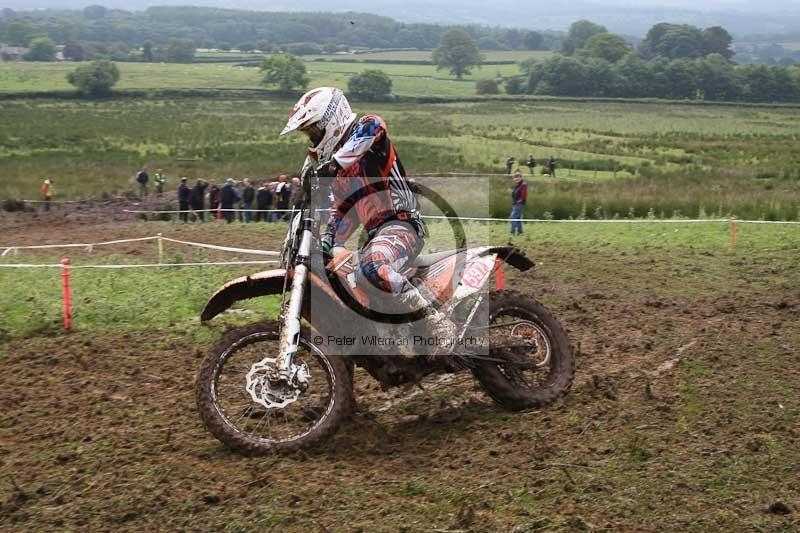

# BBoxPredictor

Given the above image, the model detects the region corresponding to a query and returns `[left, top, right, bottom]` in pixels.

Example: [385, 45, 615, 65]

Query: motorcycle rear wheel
[196, 321, 353, 455]
[471, 290, 574, 410]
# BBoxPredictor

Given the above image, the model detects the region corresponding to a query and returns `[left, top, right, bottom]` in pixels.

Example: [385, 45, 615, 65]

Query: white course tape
[160, 237, 279, 256]
[1, 236, 158, 252]
[124, 208, 297, 214]
[422, 216, 733, 223]
[735, 220, 800, 225]
[0, 260, 279, 269]
[0, 235, 280, 257]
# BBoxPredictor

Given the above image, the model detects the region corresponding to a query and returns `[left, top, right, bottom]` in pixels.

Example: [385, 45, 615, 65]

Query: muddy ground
[1, 207, 799, 531]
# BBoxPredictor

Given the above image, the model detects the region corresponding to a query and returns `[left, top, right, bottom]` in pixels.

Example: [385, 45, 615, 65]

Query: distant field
[309, 50, 553, 63]
[0, 60, 524, 98]
[0, 62, 261, 92]
[1, 97, 798, 220]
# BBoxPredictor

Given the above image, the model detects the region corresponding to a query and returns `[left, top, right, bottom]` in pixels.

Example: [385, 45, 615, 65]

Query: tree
[82, 5, 107, 20]
[476, 78, 499, 94]
[613, 53, 654, 97]
[24, 37, 57, 61]
[67, 59, 120, 97]
[432, 28, 482, 80]
[348, 69, 393, 100]
[529, 55, 589, 96]
[5, 20, 34, 46]
[640, 23, 706, 60]
[237, 43, 255, 53]
[702, 26, 734, 61]
[697, 54, 739, 100]
[561, 20, 607, 56]
[579, 33, 631, 63]
[260, 54, 309, 93]
[142, 41, 153, 62]
[523, 31, 546, 51]
[166, 38, 195, 63]
[62, 41, 85, 61]
[664, 58, 700, 99]
[504, 76, 526, 94]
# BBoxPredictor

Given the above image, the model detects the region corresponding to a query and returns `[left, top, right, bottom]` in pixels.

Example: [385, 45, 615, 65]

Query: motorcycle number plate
[461, 259, 490, 289]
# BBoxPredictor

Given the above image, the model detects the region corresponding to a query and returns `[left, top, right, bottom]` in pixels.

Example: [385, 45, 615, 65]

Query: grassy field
[308, 50, 554, 62]
[2, 218, 799, 340]
[0, 59, 520, 97]
[0, 214, 798, 530]
[1, 95, 799, 219]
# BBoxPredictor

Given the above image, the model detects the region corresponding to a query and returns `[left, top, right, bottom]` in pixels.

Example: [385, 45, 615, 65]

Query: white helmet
[280, 87, 357, 166]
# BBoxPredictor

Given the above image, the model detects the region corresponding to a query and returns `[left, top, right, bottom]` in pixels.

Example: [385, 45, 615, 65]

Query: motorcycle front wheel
[196, 321, 353, 455]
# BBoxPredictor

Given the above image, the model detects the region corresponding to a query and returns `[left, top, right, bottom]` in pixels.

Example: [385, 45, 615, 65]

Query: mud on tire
[196, 321, 353, 455]
[472, 290, 574, 410]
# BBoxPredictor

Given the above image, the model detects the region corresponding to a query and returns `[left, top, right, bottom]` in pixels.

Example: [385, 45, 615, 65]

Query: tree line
[501, 21, 800, 103]
[0, 5, 555, 58]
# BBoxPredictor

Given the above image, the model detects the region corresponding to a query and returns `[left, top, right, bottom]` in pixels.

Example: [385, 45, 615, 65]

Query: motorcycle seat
[410, 249, 465, 268]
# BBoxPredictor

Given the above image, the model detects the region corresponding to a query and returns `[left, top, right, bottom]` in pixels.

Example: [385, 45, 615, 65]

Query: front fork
[276, 220, 314, 372]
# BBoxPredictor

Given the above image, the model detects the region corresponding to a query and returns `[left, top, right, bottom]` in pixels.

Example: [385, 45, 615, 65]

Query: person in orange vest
[40, 178, 53, 211]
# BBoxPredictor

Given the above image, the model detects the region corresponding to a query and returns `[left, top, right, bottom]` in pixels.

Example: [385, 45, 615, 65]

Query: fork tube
[277, 221, 314, 370]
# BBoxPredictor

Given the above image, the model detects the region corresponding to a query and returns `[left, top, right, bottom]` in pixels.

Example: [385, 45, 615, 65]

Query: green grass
[308, 50, 553, 63]
[1, 66, 800, 219]
[0, 59, 522, 97]
[2, 219, 798, 341]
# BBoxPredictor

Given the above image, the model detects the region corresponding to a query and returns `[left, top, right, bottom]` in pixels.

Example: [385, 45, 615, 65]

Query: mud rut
[1, 209, 798, 530]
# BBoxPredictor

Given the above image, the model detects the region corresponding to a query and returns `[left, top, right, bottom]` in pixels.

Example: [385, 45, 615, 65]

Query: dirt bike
[195, 173, 574, 455]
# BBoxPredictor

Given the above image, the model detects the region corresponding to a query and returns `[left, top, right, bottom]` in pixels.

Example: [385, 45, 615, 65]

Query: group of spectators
[174, 174, 302, 223]
[505, 154, 557, 178]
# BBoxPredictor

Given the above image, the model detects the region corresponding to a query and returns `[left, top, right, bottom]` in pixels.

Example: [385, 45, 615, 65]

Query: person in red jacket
[510, 171, 528, 236]
[281, 87, 453, 355]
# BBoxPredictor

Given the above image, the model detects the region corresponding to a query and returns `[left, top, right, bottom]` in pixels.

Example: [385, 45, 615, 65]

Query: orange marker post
[494, 258, 505, 290]
[61, 258, 72, 330]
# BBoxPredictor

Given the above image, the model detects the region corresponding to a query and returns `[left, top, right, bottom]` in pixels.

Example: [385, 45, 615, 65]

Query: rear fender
[479, 246, 535, 272]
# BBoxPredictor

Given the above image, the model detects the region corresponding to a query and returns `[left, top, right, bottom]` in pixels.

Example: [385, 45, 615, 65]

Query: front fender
[201, 269, 289, 322]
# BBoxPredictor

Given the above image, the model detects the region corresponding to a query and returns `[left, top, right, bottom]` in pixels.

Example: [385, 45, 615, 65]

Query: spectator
[510, 171, 527, 237]
[290, 176, 304, 212]
[209, 183, 221, 220]
[267, 181, 280, 222]
[255, 180, 273, 222]
[242, 178, 255, 223]
[274, 174, 291, 221]
[547, 156, 556, 178]
[505, 156, 515, 175]
[40, 178, 53, 211]
[190, 178, 208, 222]
[177, 177, 191, 223]
[220, 178, 240, 223]
[136, 167, 149, 198]
[154, 169, 166, 197]
[526, 154, 536, 175]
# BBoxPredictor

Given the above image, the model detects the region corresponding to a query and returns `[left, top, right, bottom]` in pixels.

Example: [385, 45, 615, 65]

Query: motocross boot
[395, 282, 457, 362]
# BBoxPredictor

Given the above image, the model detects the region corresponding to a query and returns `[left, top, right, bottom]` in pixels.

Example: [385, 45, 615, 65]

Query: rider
[280, 87, 454, 355]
